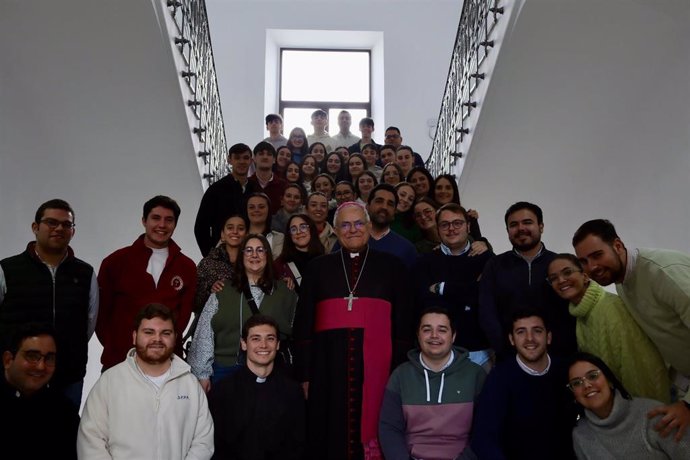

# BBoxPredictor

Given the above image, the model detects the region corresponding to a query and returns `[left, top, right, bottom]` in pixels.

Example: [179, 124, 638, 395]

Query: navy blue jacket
[478, 245, 576, 360]
[413, 248, 493, 351]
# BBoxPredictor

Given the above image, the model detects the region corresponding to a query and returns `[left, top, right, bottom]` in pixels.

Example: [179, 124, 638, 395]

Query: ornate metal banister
[167, 0, 228, 184]
[426, 0, 504, 177]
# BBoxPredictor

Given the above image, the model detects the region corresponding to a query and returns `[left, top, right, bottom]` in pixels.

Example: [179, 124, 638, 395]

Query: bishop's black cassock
[293, 246, 414, 460]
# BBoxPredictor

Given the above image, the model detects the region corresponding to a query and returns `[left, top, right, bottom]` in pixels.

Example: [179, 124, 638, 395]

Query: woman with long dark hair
[286, 127, 309, 164]
[391, 182, 422, 243]
[567, 352, 689, 458]
[274, 145, 292, 179]
[381, 162, 404, 187]
[274, 214, 325, 293]
[246, 192, 284, 257]
[299, 154, 318, 194]
[354, 170, 377, 204]
[324, 151, 346, 182]
[346, 153, 366, 183]
[194, 213, 248, 314]
[308, 142, 327, 168]
[413, 197, 441, 254]
[188, 234, 297, 392]
[432, 174, 484, 241]
[406, 166, 434, 200]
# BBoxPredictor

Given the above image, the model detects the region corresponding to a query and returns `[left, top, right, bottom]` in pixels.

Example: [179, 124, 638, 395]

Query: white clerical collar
[440, 241, 471, 256]
[516, 353, 551, 376]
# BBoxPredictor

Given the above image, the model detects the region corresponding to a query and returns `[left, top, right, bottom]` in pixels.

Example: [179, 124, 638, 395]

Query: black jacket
[478, 245, 576, 360]
[194, 174, 256, 256]
[0, 243, 93, 386]
[208, 366, 305, 460]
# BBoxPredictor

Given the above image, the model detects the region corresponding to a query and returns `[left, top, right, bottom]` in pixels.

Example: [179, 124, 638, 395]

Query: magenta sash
[314, 297, 392, 447]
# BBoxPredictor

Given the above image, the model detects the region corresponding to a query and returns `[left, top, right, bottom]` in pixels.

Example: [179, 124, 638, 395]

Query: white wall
[205, 0, 463, 159]
[1, 0, 204, 409]
[459, 0, 690, 256]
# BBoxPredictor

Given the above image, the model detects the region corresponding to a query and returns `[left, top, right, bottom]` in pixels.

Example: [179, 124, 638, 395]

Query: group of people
[1, 109, 689, 459]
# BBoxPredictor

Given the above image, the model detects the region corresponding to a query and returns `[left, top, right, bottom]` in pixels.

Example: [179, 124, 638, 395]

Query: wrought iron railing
[167, 0, 228, 184]
[426, 0, 504, 177]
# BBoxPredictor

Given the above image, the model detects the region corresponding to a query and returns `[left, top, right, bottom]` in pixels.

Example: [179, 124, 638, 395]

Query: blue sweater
[470, 356, 575, 460]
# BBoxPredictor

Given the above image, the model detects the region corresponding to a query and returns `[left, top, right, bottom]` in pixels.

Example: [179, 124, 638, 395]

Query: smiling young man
[573, 218, 690, 441]
[478, 201, 576, 362]
[471, 310, 575, 460]
[248, 141, 288, 216]
[1, 323, 80, 459]
[208, 315, 305, 460]
[412, 204, 494, 371]
[379, 307, 485, 460]
[79, 304, 213, 460]
[293, 200, 413, 459]
[96, 196, 196, 371]
[307, 109, 334, 152]
[0, 199, 98, 408]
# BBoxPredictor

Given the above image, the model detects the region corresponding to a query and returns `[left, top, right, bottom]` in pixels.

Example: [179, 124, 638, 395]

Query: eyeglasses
[289, 223, 310, 235]
[567, 369, 601, 391]
[243, 246, 267, 256]
[438, 219, 466, 231]
[385, 134, 400, 139]
[338, 220, 366, 232]
[40, 218, 75, 230]
[546, 267, 582, 285]
[22, 350, 57, 366]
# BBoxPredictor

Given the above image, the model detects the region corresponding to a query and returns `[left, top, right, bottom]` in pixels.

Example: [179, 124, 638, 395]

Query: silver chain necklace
[340, 247, 369, 311]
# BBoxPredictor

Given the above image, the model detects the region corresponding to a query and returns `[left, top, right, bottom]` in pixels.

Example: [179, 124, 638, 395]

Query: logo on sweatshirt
[171, 275, 184, 291]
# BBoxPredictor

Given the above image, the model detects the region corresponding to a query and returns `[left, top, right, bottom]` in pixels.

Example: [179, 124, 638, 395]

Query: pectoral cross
[344, 292, 359, 311]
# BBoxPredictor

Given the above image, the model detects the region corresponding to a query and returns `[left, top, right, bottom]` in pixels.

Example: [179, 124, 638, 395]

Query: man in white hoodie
[78, 303, 214, 460]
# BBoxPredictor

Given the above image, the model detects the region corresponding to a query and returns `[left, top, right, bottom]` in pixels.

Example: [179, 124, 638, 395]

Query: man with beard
[573, 219, 690, 441]
[479, 202, 575, 361]
[470, 310, 575, 459]
[293, 201, 414, 460]
[78, 303, 214, 459]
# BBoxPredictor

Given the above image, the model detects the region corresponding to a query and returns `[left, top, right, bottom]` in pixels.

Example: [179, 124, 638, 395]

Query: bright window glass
[281, 50, 370, 102]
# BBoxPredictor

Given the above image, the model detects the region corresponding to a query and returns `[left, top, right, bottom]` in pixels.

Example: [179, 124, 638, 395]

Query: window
[280, 49, 371, 136]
